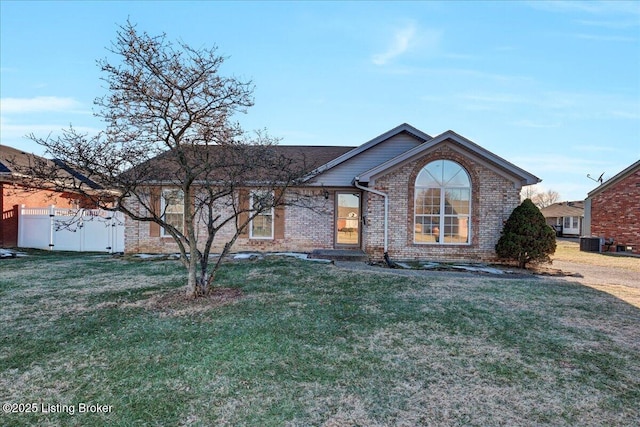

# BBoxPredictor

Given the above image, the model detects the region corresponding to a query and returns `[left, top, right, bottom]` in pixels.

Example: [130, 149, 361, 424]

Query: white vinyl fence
[18, 205, 125, 253]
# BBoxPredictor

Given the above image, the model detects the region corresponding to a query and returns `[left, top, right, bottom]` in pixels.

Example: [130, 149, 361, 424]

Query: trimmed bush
[496, 198, 556, 268]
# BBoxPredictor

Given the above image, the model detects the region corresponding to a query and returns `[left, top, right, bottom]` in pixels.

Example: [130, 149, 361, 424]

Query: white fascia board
[358, 130, 541, 186]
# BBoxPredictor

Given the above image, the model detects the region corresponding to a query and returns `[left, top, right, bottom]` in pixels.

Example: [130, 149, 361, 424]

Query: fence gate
[18, 205, 125, 253]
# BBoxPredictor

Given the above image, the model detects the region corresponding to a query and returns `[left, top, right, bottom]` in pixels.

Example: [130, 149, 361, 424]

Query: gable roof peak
[389, 123, 433, 141]
[587, 159, 640, 198]
[306, 124, 433, 178]
[357, 129, 541, 186]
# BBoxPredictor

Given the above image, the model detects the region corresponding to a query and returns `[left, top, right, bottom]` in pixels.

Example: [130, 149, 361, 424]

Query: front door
[336, 192, 360, 247]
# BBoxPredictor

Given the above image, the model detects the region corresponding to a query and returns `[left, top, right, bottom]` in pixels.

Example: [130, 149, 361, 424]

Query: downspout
[354, 178, 394, 266]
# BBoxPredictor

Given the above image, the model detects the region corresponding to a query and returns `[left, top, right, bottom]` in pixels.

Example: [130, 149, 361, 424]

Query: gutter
[353, 178, 389, 255]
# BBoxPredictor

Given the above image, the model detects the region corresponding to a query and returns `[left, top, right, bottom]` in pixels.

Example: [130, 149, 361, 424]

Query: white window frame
[414, 160, 471, 245]
[160, 188, 184, 237]
[249, 191, 274, 240]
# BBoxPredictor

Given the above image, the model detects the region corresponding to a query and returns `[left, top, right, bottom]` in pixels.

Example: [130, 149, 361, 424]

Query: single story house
[125, 123, 540, 262]
[584, 159, 640, 254]
[1, 144, 102, 247]
[540, 201, 584, 237]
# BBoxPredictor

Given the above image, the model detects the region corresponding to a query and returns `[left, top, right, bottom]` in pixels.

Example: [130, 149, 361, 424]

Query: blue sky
[1, 1, 639, 201]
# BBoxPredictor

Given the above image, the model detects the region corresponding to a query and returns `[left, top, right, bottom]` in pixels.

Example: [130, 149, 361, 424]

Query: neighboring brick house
[540, 201, 584, 237]
[0, 144, 101, 247]
[584, 160, 640, 254]
[125, 123, 540, 262]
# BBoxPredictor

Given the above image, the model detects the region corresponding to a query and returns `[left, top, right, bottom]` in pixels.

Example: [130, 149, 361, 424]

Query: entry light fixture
[321, 184, 329, 200]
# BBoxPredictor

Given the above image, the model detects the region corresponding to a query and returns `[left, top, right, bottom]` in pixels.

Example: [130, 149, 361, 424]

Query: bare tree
[521, 185, 560, 209]
[24, 21, 315, 297]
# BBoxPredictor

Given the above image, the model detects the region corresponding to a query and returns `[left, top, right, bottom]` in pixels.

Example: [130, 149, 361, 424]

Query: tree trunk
[187, 264, 198, 297]
[518, 256, 527, 269]
[187, 258, 214, 298]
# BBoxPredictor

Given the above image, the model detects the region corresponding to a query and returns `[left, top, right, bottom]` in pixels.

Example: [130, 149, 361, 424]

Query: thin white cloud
[549, 182, 594, 201]
[442, 52, 477, 61]
[572, 144, 621, 154]
[459, 93, 527, 105]
[576, 19, 640, 30]
[455, 91, 538, 113]
[574, 33, 637, 42]
[372, 24, 417, 65]
[527, 0, 640, 16]
[372, 23, 442, 66]
[521, 167, 615, 201]
[454, 90, 640, 122]
[494, 46, 517, 52]
[397, 67, 532, 85]
[0, 119, 101, 140]
[0, 96, 84, 114]
[511, 119, 561, 129]
[610, 110, 640, 120]
[511, 154, 612, 175]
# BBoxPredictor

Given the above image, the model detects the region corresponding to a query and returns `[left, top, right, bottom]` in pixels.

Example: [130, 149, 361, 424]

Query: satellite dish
[587, 172, 605, 184]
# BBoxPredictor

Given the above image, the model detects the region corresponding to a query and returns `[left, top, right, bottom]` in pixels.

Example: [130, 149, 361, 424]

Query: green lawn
[1, 251, 639, 426]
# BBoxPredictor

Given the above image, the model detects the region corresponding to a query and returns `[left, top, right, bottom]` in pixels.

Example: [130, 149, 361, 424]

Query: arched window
[414, 160, 471, 244]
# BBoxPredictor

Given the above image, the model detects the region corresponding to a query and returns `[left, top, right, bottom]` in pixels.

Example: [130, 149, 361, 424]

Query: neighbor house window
[161, 188, 184, 236]
[564, 216, 579, 229]
[414, 160, 471, 244]
[250, 191, 274, 239]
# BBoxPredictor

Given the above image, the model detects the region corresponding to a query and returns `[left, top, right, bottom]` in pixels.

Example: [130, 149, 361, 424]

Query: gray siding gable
[308, 123, 431, 187]
[310, 132, 426, 186]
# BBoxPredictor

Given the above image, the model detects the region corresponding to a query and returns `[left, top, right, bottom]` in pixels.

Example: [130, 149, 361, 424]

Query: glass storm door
[336, 193, 360, 247]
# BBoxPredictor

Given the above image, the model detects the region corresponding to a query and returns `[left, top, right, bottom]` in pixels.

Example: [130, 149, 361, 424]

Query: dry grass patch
[0, 253, 189, 345]
[549, 239, 640, 307]
[553, 239, 640, 272]
[1, 252, 639, 426]
[141, 287, 244, 317]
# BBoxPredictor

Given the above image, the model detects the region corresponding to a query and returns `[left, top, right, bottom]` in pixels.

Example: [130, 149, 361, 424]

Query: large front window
[414, 160, 471, 244]
[161, 188, 184, 236]
[250, 191, 274, 239]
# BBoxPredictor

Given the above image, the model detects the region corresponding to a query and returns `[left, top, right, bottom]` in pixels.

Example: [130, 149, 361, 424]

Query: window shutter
[238, 189, 249, 237]
[274, 205, 285, 239]
[149, 187, 161, 237]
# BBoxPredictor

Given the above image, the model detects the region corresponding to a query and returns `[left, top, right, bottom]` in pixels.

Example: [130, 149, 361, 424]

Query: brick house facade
[365, 144, 522, 261]
[125, 188, 334, 254]
[585, 160, 640, 254]
[125, 124, 540, 262]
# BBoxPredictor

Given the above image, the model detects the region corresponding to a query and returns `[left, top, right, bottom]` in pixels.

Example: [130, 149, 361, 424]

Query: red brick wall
[1, 184, 89, 211]
[124, 187, 335, 254]
[1, 183, 99, 247]
[1, 203, 18, 247]
[365, 143, 522, 262]
[590, 168, 640, 254]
